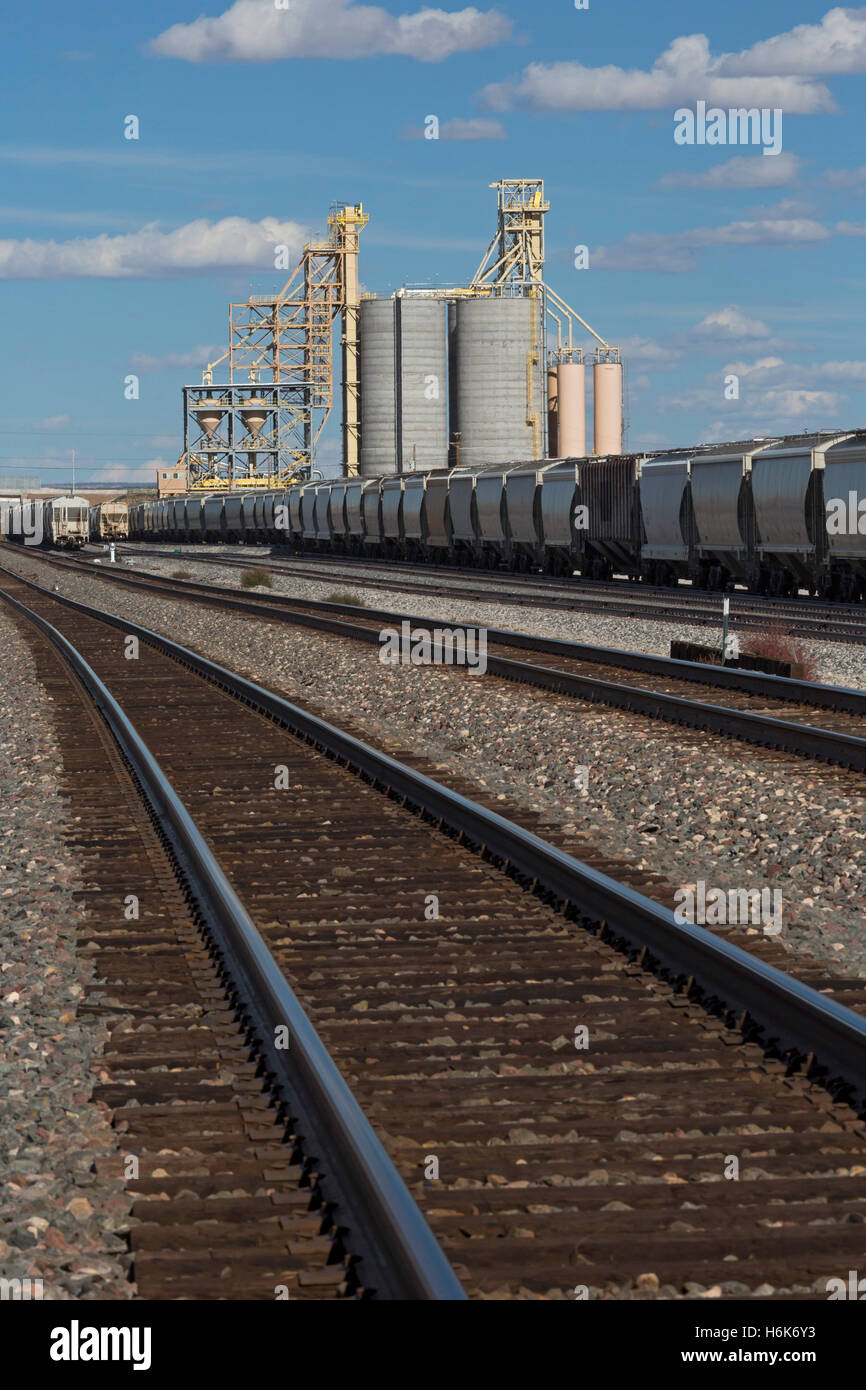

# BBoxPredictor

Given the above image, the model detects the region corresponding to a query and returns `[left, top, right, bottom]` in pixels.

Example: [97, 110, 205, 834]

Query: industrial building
[174, 179, 624, 494]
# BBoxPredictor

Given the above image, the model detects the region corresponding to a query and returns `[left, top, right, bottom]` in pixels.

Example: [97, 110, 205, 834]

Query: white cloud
[617, 335, 680, 367]
[131, 346, 223, 372]
[0, 217, 308, 280]
[723, 356, 866, 386]
[722, 357, 786, 381]
[692, 306, 772, 340]
[89, 461, 168, 483]
[404, 117, 506, 140]
[751, 388, 844, 417]
[813, 359, 866, 380]
[661, 381, 844, 420]
[36, 414, 71, 430]
[481, 34, 835, 114]
[594, 216, 831, 272]
[823, 164, 866, 191]
[719, 6, 866, 77]
[658, 152, 802, 190]
[150, 0, 512, 63]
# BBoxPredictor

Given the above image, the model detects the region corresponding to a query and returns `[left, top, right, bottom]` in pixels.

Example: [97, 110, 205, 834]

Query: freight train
[1, 495, 91, 548]
[127, 432, 866, 601]
[88, 499, 129, 542]
[1, 497, 131, 549]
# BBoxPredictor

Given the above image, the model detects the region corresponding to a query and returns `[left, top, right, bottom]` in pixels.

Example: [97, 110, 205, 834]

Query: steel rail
[6, 567, 866, 1112]
[0, 583, 466, 1302]
[108, 542, 866, 640]
[117, 540, 866, 624]
[12, 555, 866, 769]
[12, 543, 866, 711]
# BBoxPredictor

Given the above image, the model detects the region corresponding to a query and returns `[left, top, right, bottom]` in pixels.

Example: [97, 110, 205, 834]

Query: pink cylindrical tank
[593, 359, 623, 455]
[547, 367, 559, 458]
[557, 362, 586, 458]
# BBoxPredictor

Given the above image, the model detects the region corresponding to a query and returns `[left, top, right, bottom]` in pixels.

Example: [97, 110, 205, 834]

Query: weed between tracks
[325, 590, 368, 607]
[743, 621, 820, 682]
[172, 570, 193, 580]
[241, 567, 274, 590]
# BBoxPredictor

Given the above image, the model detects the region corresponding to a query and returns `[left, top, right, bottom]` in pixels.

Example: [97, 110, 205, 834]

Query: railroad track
[6, 568, 866, 1299]
[14, 548, 866, 775]
[112, 541, 866, 644]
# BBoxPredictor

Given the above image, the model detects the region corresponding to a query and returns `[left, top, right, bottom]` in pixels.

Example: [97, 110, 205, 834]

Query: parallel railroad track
[14, 548, 866, 775]
[111, 542, 866, 644]
[6, 568, 866, 1299]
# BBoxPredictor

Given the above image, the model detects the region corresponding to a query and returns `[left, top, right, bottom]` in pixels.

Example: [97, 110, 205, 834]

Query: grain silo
[556, 360, 586, 457]
[359, 296, 448, 476]
[593, 350, 623, 456]
[454, 296, 545, 470]
[359, 298, 396, 477]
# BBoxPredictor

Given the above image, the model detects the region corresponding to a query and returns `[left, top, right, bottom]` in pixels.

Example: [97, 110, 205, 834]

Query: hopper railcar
[126, 430, 866, 600]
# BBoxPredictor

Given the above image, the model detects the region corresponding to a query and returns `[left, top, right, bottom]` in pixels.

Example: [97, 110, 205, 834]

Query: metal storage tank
[397, 298, 448, 474]
[593, 356, 623, 456]
[557, 362, 586, 458]
[454, 296, 545, 470]
[359, 297, 449, 477]
[359, 298, 396, 477]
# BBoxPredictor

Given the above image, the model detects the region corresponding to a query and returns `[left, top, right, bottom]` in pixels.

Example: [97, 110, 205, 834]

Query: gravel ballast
[6, 550, 866, 985]
[122, 546, 866, 688]
[0, 607, 132, 1299]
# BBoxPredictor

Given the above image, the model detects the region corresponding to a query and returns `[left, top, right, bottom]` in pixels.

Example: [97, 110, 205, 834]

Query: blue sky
[4, 0, 866, 483]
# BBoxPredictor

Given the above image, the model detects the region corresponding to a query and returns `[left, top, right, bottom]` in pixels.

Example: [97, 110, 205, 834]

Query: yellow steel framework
[184, 203, 368, 490]
[229, 202, 367, 474]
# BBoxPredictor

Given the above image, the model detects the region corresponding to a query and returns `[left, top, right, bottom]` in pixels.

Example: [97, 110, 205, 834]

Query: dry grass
[742, 620, 821, 682]
[240, 567, 274, 590]
[172, 570, 193, 580]
[325, 590, 367, 607]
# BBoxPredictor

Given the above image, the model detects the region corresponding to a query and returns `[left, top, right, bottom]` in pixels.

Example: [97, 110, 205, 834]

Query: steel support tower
[184, 203, 368, 490]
